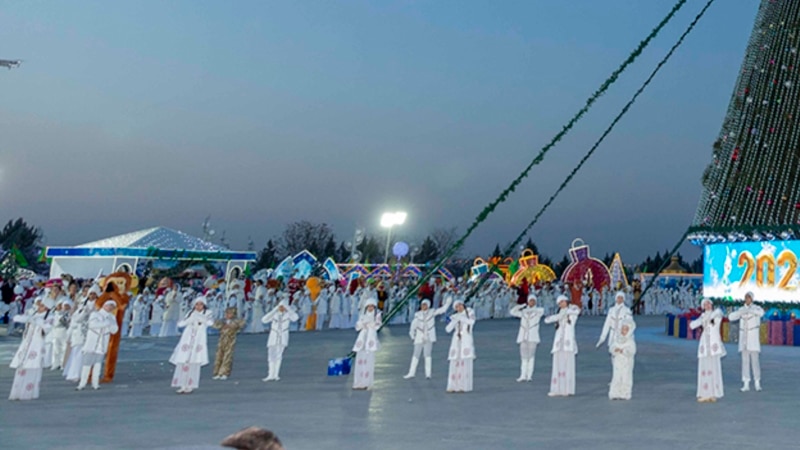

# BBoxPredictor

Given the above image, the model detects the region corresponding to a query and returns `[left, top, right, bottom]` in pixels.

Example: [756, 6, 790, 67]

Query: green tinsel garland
[376, 0, 692, 331]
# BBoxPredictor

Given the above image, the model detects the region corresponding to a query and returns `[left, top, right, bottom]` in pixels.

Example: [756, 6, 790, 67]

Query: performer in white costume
[608, 317, 636, 400]
[509, 294, 544, 382]
[690, 299, 726, 403]
[260, 296, 299, 381]
[150, 295, 164, 337]
[544, 295, 580, 397]
[49, 299, 73, 371]
[159, 287, 181, 337]
[169, 297, 214, 394]
[63, 285, 100, 381]
[596, 291, 632, 350]
[9, 297, 55, 401]
[445, 299, 476, 393]
[77, 300, 119, 390]
[128, 294, 148, 338]
[404, 295, 452, 379]
[352, 298, 381, 390]
[246, 279, 267, 334]
[728, 292, 764, 392]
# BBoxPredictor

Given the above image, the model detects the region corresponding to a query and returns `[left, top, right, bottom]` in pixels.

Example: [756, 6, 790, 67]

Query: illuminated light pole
[380, 211, 407, 264]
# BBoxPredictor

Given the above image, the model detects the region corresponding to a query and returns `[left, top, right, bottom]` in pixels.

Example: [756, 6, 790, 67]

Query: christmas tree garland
[376, 0, 692, 330]
[459, 0, 719, 304]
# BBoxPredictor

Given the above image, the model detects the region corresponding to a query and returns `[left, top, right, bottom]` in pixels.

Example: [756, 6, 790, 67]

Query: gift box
[786, 321, 794, 347]
[794, 323, 800, 346]
[327, 357, 352, 376]
[721, 322, 730, 342]
[768, 319, 786, 346]
[760, 323, 768, 345]
[667, 314, 675, 336]
[678, 317, 688, 339]
[673, 317, 680, 338]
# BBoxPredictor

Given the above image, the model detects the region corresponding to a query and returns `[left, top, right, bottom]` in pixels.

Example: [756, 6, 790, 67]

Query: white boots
[424, 357, 432, 379]
[517, 360, 527, 382]
[526, 358, 534, 381]
[263, 360, 282, 382]
[77, 366, 91, 390]
[517, 359, 535, 382]
[404, 357, 419, 379]
[77, 363, 102, 391]
[742, 379, 762, 392]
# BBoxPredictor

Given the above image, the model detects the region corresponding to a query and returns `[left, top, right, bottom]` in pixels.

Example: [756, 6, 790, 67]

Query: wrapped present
[786, 321, 794, 347]
[769, 319, 786, 346]
[667, 314, 675, 336]
[760, 323, 768, 345]
[673, 317, 680, 338]
[721, 322, 730, 343]
[327, 357, 352, 376]
[794, 323, 800, 346]
[678, 317, 688, 339]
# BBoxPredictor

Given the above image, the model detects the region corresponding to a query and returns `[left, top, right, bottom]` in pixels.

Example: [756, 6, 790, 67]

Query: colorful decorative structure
[560, 239, 611, 292]
[608, 253, 629, 290]
[509, 249, 557, 287]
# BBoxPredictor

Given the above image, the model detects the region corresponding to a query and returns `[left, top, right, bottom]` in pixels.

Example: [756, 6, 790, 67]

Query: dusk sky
[0, 1, 759, 263]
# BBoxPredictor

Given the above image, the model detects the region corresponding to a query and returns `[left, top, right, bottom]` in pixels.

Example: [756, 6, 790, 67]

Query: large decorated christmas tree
[692, 0, 800, 241]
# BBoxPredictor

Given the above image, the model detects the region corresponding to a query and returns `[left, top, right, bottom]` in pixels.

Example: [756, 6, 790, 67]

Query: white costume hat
[527, 293, 538, 302]
[102, 300, 117, 309]
[453, 299, 465, 307]
[615, 291, 626, 300]
[365, 297, 378, 308]
[88, 284, 102, 296]
[58, 298, 74, 308]
[193, 296, 208, 306]
[620, 317, 636, 334]
[701, 298, 713, 308]
[556, 294, 569, 303]
[40, 297, 55, 310]
[421, 299, 431, 307]
[13, 285, 24, 295]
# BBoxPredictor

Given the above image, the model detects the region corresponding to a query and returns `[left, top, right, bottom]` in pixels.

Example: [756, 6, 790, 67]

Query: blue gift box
[678, 317, 688, 338]
[327, 357, 352, 376]
[666, 314, 675, 336]
[794, 324, 800, 347]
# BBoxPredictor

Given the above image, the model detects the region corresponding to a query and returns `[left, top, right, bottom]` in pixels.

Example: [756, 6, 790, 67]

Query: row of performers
[8, 291, 764, 401]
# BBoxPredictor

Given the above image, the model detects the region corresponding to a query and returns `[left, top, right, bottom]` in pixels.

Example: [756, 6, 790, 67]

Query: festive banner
[704, 240, 800, 303]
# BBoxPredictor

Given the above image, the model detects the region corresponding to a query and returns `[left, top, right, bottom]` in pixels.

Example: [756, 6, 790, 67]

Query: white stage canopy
[46, 227, 256, 279]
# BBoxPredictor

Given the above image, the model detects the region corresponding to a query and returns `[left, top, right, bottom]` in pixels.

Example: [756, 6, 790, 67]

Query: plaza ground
[1, 315, 798, 450]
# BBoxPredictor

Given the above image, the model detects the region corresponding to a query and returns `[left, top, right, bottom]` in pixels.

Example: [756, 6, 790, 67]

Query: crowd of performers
[2, 274, 757, 403]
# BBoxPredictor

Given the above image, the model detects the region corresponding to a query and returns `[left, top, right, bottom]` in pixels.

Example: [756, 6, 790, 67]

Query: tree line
[0, 217, 703, 280]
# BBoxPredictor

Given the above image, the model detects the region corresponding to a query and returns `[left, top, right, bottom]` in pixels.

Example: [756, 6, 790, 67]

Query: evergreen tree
[492, 244, 502, 258]
[523, 238, 539, 255]
[336, 242, 349, 262]
[416, 236, 439, 264]
[322, 236, 337, 260]
[554, 254, 570, 278]
[694, 1, 800, 230]
[254, 239, 278, 270]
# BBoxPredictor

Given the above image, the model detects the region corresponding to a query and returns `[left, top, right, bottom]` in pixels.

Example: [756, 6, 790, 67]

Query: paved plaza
[1, 315, 798, 449]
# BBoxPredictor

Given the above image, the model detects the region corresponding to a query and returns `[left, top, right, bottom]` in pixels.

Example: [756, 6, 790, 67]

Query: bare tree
[431, 227, 459, 259]
[280, 221, 335, 257]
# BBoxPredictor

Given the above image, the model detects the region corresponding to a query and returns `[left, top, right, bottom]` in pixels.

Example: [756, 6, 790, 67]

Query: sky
[0, 0, 761, 264]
